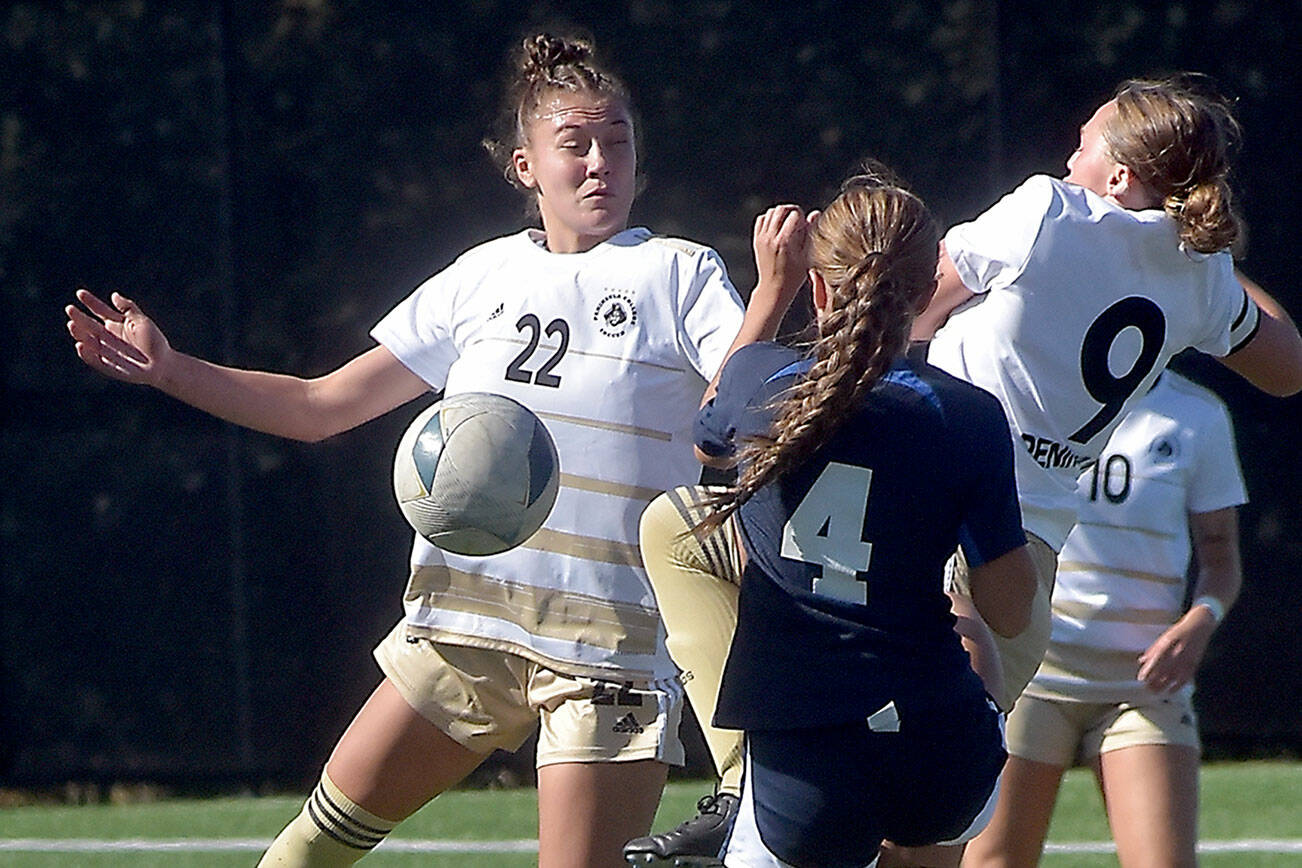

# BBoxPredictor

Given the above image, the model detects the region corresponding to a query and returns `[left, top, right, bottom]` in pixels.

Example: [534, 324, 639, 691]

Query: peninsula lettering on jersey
[1021, 433, 1092, 471]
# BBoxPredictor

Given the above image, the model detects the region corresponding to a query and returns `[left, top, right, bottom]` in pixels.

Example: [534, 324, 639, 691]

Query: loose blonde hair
[699, 172, 939, 531]
[1105, 76, 1241, 253]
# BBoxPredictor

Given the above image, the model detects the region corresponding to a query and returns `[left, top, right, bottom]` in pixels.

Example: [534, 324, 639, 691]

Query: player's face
[1065, 99, 1121, 197]
[513, 92, 636, 253]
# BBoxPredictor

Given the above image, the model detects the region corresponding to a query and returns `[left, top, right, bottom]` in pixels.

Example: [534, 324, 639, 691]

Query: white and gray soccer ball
[393, 392, 559, 556]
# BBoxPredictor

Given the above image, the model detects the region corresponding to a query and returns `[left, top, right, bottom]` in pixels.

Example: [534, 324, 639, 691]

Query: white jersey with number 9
[928, 175, 1259, 549]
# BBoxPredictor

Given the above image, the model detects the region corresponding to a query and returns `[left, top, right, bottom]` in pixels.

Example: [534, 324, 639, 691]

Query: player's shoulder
[443, 229, 535, 271]
[720, 342, 805, 390]
[993, 173, 1068, 215]
[642, 232, 715, 258]
[909, 359, 1006, 414]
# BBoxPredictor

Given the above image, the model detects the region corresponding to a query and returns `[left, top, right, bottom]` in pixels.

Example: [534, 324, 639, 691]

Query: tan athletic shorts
[373, 621, 685, 768]
[1005, 691, 1200, 766]
[945, 533, 1059, 713]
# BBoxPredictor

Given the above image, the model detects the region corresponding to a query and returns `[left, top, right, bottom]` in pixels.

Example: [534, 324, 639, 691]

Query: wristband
[1192, 595, 1225, 625]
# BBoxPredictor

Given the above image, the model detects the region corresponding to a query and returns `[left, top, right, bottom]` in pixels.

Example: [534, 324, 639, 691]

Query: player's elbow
[969, 546, 1037, 638]
[695, 445, 736, 469]
[1221, 316, 1302, 397]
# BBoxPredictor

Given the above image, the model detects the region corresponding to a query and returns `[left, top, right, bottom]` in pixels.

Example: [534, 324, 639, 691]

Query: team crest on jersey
[593, 292, 637, 337]
[1148, 436, 1179, 463]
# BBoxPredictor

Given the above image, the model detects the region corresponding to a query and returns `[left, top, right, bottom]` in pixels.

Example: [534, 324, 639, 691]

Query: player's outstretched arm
[1217, 273, 1302, 396]
[66, 289, 430, 442]
[1137, 506, 1241, 693]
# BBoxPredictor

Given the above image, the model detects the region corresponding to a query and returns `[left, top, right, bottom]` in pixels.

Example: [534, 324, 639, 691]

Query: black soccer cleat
[623, 791, 739, 866]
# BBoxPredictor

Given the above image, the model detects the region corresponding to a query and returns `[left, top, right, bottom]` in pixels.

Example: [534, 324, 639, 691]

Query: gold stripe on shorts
[407, 564, 661, 655]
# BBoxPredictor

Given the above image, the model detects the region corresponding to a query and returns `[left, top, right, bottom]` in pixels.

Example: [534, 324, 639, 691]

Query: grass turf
[0, 763, 1298, 866]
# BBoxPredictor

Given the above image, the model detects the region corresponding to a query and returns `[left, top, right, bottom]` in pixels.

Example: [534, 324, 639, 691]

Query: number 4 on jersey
[780, 462, 874, 604]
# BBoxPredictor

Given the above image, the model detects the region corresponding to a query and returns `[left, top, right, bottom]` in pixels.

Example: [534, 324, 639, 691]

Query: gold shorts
[945, 533, 1059, 712]
[1004, 691, 1200, 766]
[374, 621, 685, 768]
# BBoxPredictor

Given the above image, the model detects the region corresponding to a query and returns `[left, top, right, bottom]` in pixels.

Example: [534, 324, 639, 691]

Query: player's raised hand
[752, 204, 812, 309]
[65, 289, 173, 386]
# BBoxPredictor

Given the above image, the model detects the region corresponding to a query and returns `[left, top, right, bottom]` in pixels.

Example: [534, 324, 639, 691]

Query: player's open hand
[752, 204, 813, 309]
[65, 289, 173, 387]
[1136, 609, 1214, 693]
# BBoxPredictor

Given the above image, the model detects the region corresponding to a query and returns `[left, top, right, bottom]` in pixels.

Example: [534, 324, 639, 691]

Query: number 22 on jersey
[780, 462, 874, 604]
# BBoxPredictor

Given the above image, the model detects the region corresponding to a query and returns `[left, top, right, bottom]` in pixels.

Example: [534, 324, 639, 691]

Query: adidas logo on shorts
[612, 713, 644, 734]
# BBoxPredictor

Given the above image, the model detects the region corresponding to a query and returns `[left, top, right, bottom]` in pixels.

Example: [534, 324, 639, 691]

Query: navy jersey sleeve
[953, 387, 1026, 567]
[694, 342, 804, 459]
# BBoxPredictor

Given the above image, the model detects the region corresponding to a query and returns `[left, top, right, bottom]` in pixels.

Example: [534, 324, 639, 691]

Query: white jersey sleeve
[944, 175, 1056, 296]
[370, 254, 465, 389]
[673, 242, 745, 381]
[1188, 256, 1261, 358]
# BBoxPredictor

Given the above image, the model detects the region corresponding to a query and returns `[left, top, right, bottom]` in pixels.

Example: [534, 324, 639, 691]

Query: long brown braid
[698, 173, 940, 532]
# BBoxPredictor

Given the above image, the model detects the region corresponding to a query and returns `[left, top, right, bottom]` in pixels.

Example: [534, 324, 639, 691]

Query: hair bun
[522, 33, 593, 80]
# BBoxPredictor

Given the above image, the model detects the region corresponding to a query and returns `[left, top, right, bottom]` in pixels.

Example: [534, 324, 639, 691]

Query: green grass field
[1, 762, 1299, 866]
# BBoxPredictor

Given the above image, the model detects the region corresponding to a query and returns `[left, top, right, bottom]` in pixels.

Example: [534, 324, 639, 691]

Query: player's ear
[810, 270, 830, 320]
[1109, 163, 1156, 209]
[512, 147, 537, 189]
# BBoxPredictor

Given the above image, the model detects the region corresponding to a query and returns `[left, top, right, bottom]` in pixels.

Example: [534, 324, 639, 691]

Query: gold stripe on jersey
[560, 472, 665, 503]
[1071, 520, 1181, 541]
[537, 409, 674, 442]
[484, 336, 690, 374]
[1056, 560, 1183, 586]
[521, 527, 644, 567]
[407, 564, 660, 654]
[1051, 599, 1179, 626]
[1039, 642, 1143, 685]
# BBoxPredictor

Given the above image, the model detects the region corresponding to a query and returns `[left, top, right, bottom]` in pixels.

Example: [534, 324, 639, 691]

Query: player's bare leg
[1097, 744, 1199, 868]
[960, 756, 1064, 868]
[323, 677, 485, 817]
[539, 759, 668, 868]
[259, 677, 486, 866]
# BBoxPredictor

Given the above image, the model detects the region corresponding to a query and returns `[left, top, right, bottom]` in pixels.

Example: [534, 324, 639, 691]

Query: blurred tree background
[3, 0, 1300, 790]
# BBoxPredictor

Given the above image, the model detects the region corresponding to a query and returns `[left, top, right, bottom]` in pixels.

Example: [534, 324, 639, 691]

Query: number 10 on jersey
[780, 462, 874, 604]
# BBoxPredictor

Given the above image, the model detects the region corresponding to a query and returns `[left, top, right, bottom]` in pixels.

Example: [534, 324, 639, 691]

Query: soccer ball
[393, 392, 560, 556]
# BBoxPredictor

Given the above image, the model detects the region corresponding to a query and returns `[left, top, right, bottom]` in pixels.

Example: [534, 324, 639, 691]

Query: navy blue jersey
[703, 342, 1026, 729]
